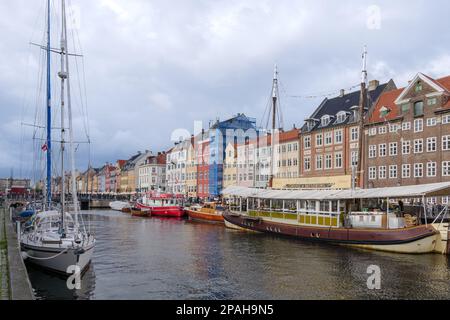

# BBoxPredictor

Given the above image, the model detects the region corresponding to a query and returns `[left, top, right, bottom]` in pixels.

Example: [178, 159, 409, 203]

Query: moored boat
[109, 201, 131, 212]
[136, 192, 185, 217]
[222, 183, 450, 254]
[130, 207, 151, 217]
[186, 202, 225, 223]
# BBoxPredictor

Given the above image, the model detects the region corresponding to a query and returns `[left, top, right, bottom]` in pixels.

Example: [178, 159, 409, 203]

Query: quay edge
[1, 206, 34, 300]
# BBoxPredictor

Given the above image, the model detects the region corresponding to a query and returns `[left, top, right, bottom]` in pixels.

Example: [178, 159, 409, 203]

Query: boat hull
[109, 201, 130, 211]
[136, 202, 185, 217]
[21, 242, 95, 275]
[131, 208, 151, 217]
[223, 212, 438, 254]
[186, 209, 224, 223]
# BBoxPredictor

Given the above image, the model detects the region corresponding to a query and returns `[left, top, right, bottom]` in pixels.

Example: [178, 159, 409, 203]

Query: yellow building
[223, 142, 237, 188]
[273, 129, 301, 188]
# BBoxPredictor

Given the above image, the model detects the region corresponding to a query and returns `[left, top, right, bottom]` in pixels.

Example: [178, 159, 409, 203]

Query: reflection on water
[27, 210, 450, 300]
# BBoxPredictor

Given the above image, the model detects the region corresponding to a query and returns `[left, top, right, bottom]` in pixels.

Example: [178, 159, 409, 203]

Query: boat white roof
[222, 182, 450, 200]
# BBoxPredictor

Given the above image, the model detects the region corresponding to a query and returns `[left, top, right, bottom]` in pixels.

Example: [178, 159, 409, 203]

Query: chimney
[339, 89, 345, 97]
[368, 80, 379, 91]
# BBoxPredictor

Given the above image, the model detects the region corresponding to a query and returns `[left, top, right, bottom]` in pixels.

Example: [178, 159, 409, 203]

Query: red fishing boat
[136, 192, 185, 217]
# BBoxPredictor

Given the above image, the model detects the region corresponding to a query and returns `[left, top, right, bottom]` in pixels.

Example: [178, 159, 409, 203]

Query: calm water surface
[27, 210, 450, 300]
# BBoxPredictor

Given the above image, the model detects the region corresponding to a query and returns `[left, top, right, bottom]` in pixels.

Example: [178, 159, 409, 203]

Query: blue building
[208, 113, 258, 197]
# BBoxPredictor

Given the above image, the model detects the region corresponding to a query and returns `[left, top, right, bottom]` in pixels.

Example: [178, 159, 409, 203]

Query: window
[316, 155, 323, 170]
[335, 130, 343, 144]
[442, 115, 450, 124]
[414, 119, 423, 132]
[336, 112, 346, 123]
[304, 157, 311, 171]
[442, 135, 450, 151]
[389, 142, 398, 156]
[321, 115, 331, 127]
[427, 97, 437, 106]
[380, 107, 390, 118]
[304, 136, 311, 149]
[335, 152, 343, 168]
[379, 144, 387, 157]
[351, 127, 359, 141]
[415, 81, 423, 92]
[369, 127, 377, 136]
[293, 143, 298, 151]
[325, 132, 333, 145]
[378, 126, 387, 134]
[316, 134, 323, 147]
[389, 123, 399, 133]
[402, 140, 411, 155]
[402, 164, 411, 178]
[427, 137, 437, 152]
[427, 162, 436, 177]
[369, 167, 376, 180]
[325, 154, 332, 169]
[427, 118, 437, 127]
[389, 165, 397, 179]
[378, 166, 386, 179]
[414, 163, 423, 178]
[401, 103, 410, 114]
[414, 139, 423, 154]
[369, 145, 377, 158]
[351, 151, 358, 166]
[414, 101, 424, 116]
[402, 122, 411, 131]
[443, 161, 450, 176]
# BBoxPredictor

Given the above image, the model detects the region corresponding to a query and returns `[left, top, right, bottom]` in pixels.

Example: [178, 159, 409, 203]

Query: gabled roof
[369, 74, 450, 124]
[302, 81, 389, 132]
[395, 73, 450, 104]
[210, 113, 257, 131]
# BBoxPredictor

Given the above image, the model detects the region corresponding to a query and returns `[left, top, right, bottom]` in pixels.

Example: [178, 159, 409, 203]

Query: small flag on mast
[41, 143, 48, 152]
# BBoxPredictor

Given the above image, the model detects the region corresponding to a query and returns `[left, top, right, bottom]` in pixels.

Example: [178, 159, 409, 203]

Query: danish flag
[41, 143, 48, 152]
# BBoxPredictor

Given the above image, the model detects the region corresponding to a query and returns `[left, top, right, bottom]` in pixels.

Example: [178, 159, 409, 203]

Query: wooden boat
[222, 183, 450, 254]
[186, 202, 225, 223]
[130, 207, 151, 218]
[121, 207, 131, 213]
[136, 192, 185, 217]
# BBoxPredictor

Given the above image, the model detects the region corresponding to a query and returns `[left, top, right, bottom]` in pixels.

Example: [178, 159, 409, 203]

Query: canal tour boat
[136, 192, 185, 217]
[185, 202, 225, 223]
[222, 182, 450, 254]
[19, 0, 95, 275]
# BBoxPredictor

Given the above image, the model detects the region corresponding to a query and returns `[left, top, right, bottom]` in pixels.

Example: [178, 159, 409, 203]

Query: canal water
[26, 210, 450, 300]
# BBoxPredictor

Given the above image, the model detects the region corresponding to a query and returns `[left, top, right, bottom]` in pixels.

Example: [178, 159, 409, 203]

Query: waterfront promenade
[0, 206, 34, 300]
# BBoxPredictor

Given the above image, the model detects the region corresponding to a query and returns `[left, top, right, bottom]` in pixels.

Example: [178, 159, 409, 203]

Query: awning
[221, 182, 450, 200]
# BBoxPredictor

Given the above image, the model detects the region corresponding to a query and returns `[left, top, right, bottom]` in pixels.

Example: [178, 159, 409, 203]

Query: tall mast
[357, 45, 368, 188]
[45, 0, 52, 209]
[59, 0, 68, 235]
[269, 65, 278, 188]
[63, 0, 81, 229]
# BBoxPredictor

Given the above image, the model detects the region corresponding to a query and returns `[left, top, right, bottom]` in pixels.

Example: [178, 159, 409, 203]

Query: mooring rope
[23, 247, 69, 260]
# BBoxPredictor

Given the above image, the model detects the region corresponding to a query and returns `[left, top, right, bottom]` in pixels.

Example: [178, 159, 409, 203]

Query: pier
[0, 206, 34, 300]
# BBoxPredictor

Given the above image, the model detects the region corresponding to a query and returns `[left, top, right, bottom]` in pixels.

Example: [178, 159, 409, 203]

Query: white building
[138, 152, 167, 193]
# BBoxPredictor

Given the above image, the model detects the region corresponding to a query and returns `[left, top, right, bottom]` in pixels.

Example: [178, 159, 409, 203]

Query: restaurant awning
[221, 182, 450, 201]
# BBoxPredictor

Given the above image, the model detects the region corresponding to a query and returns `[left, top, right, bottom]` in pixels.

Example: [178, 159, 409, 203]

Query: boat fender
[21, 251, 28, 260]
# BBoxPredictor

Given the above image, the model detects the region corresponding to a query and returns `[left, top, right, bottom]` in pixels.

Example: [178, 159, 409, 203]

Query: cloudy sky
[0, 0, 449, 179]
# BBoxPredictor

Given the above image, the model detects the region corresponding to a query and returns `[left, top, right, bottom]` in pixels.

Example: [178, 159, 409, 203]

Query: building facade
[365, 73, 450, 195]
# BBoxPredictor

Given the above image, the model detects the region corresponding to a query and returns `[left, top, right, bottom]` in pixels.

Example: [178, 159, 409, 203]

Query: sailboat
[20, 0, 95, 275]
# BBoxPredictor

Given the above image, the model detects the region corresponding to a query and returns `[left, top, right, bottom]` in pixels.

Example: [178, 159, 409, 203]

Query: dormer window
[415, 81, 423, 92]
[379, 106, 391, 118]
[336, 111, 347, 124]
[321, 115, 331, 127]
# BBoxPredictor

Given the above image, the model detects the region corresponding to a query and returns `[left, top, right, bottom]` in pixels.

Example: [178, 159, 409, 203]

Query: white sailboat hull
[22, 242, 95, 275]
[109, 201, 130, 211]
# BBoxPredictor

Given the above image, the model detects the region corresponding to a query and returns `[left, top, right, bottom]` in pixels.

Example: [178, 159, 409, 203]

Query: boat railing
[247, 209, 341, 228]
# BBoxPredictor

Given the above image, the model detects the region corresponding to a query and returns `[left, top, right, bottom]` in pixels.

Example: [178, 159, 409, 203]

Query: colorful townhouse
[223, 141, 237, 188]
[297, 79, 396, 189]
[208, 113, 258, 197]
[272, 128, 301, 188]
[138, 152, 167, 193]
[197, 137, 210, 199]
[365, 73, 450, 199]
